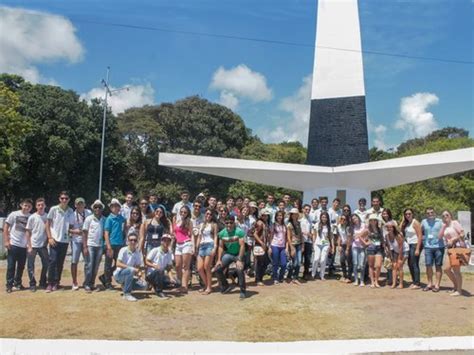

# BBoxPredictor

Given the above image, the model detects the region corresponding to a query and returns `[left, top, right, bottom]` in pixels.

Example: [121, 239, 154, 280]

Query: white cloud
[395, 92, 439, 138]
[210, 64, 272, 109]
[81, 83, 155, 114]
[0, 6, 84, 83]
[258, 74, 312, 144]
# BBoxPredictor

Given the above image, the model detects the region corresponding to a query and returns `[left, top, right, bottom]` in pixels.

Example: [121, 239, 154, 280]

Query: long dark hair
[179, 205, 191, 230]
[289, 212, 301, 236]
[318, 211, 331, 237]
[400, 208, 414, 237]
[156, 206, 170, 231]
[129, 206, 142, 225]
[349, 213, 362, 235]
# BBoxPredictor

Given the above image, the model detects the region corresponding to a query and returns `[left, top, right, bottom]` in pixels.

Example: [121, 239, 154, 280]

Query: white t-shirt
[26, 212, 47, 248]
[6, 210, 31, 248]
[354, 208, 369, 223]
[337, 224, 349, 245]
[47, 205, 74, 243]
[83, 214, 105, 247]
[328, 208, 341, 226]
[115, 246, 143, 272]
[146, 246, 173, 275]
[172, 201, 193, 216]
[313, 222, 331, 246]
[69, 209, 92, 243]
[299, 216, 312, 243]
[120, 203, 133, 220]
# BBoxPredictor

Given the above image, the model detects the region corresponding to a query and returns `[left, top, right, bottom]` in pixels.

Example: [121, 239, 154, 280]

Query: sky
[0, 0, 472, 150]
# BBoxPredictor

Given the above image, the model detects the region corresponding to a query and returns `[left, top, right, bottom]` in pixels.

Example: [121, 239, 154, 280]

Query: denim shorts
[393, 251, 409, 260]
[198, 243, 214, 257]
[71, 239, 83, 264]
[367, 245, 383, 256]
[425, 247, 444, 267]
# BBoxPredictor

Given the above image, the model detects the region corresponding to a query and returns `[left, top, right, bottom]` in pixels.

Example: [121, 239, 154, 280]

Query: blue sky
[1, 0, 472, 149]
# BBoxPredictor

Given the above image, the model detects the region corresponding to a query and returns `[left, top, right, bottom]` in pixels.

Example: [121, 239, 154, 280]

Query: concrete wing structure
[159, 147, 474, 206]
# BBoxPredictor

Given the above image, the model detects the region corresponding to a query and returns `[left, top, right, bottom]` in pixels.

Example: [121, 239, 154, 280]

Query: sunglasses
[225, 221, 234, 225]
[343, 209, 350, 212]
[93, 206, 102, 209]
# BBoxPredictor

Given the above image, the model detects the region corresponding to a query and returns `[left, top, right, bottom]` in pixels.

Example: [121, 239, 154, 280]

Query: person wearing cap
[145, 233, 174, 299]
[68, 197, 92, 291]
[196, 192, 207, 214]
[82, 200, 106, 292]
[172, 190, 193, 222]
[215, 215, 247, 299]
[45, 191, 74, 292]
[99, 198, 126, 290]
[113, 233, 146, 302]
[367, 213, 385, 288]
[287, 208, 304, 284]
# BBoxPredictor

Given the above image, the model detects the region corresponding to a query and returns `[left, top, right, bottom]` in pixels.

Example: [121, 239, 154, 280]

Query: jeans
[312, 244, 330, 279]
[6, 245, 27, 288]
[84, 246, 103, 288]
[271, 246, 287, 282]
[27, 246, 48, 287]
[48, 242, 69, 285]
[408, 243, 421, 285]
[340, 244, 353, 279]
[254, 254, 268, 283]
[352, 247, 367, 283]
[146, 269, 170, 292]
[287, 244, 302, 280]
[114, 267, 144, 294]
[303, 242, 313, 276]
[215, 253, 246, 293]
[101, 245, 122, 287]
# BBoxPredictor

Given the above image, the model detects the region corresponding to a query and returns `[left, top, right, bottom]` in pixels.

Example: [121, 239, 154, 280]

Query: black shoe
[221, 285, 232, 294]
[156, 292, 170, 299]
[30, 285, 37, 292]
[98, 275, 107, 288]
[6, 287, 12, 293]
[13, 284, 26, 291]
[239, 291, 247, 299]
[104, 285, 114, 291]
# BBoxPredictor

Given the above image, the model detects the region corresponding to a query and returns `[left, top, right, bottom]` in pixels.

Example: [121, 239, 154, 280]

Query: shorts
[175, 240, 193, 256]
[393, 251, 409, 260]
[425, 247, 444, 267]
[367, 246, 383, 256]
[71, 239, 83, 264]
[198, 243, 215, 257]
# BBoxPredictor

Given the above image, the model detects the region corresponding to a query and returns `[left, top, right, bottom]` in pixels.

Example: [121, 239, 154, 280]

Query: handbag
[383, 257, 392, 270]
[447, 247, 471, 267]
[253, 245, 265, 256]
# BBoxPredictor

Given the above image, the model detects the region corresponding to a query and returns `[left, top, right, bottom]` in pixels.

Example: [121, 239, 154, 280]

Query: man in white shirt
[354, 198, 369, 222]
[25, 198, 48, 292]
[309, 198, 319, 224]
[113, 233, 146, 302]
[120, 191, 135, 220]
[327, 198, 342, 276]
[46, 191, 74, 293]
[314, 197, 329, 225]
[4, 198, 32, 293]
[145, 234, 174, 299]
[365, 196, 384, 223]
[300, 204, 313, 280]
[82, 200, 106, 292]
[172, 190, 193, 222]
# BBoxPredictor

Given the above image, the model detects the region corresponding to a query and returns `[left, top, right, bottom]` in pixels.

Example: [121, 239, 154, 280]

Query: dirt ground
[0, 261, 473, 342]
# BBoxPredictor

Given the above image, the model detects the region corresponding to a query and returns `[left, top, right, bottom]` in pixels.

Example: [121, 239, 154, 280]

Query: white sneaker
[359, 282, 365, 287]
[123, 293, 137, 302]
[72, 284, 79, 291]
[353, 281, 359, 286]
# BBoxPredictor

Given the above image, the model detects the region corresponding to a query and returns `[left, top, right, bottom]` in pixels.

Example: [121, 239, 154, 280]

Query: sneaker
[239, 291, 247, 300]
[353, 281, 359, 286]
[221, 285, 232, 294]
[359, 282, 365, 287]
[45, 284, 53, 293]
[123, 293, 137, 302]
[156, 292, 170, 299]
[72, 284, 79, 291]
[84, 286, 92, 293]
[12, 285, 25, 291]
[52, 284, 58, 292]
[273, 280, 279, 285]
[30, 285, 37, 292]
[257, 282, 264, 286]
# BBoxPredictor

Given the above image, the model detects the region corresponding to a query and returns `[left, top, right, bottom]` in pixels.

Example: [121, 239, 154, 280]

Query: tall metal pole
[98, 67, 110, 200]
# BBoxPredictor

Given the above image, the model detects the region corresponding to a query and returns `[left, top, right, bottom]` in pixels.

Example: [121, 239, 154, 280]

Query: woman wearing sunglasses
[196, 209, 218, 294]
[400, 208, 423, 289]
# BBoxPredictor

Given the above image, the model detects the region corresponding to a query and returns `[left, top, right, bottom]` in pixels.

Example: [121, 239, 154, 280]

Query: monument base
[303, 187, 370, 210]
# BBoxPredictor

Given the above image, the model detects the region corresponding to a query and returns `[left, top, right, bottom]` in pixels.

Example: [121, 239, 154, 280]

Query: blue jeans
[215, 253, 246, 293]
[146, 269, 171, 292]
[287, 244, 302, 280]
[6, 245, 27, 288]
[352, 247, 366, 283]
[27, 246, 49, 287]
[114, 267, 144, 294]
[271, 246, 287, 282]
[84, 246, 103, 288]
[408, 244, 421, 285]
[48, 242, 69, 285]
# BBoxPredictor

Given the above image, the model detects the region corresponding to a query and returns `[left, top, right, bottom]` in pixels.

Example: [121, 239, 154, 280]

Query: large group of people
[3, 190, 470, 301]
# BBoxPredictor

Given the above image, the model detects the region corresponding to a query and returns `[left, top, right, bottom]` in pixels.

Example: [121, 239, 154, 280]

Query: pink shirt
[174, 223, 191, 244]
[440, 220, 465, 247]
[271, 224, 287, 248]
[352, 223, 367, 249]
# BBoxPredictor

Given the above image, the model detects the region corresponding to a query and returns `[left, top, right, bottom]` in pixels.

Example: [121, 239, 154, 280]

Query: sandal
[432, 287, 440, 293]
[423, 286, 433, 292]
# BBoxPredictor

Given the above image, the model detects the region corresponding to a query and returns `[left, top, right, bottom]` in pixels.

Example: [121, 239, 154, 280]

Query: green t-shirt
[218, 227, 245, 256]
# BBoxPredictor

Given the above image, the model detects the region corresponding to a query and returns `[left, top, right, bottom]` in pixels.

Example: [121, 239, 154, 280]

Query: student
[309, 198, 319, 224]
[120, 191, 135, 220]
[400, 208, 423, 289]
[139, 198, 152, 221]
[421, 207, 444, 293]
[139, 206, 170, 259]
[82, 200, 106, 293]
[300, 204, 313, 280]
[172, 190, 193, 221]
[215, 215, 247, 299]
[196, 209, 218, 294]
[354, 198, 369, 222]
[99, 198, 126, 291]
[314, 197, 329, 224]
[4, 198, 33, 293]
[253, 213, 269, 286]
[25, 198, 48, 291]
[269, 211, 288, 284]
[367, 214, 384, 288]
[124, 206, 142, 240]
[349, 214, 369, 286]
[365, 196, 384, 223]
[312, 211, 333, 281]
[287, 208, 304, 284]
[336, 214, 352, 283]
[46, 191, 74, 292]
[146, 234, 174, 299]
[439, 210, 466, 297]
[172, 205, 193, 293]
[385, 222, 408, 289]
[69, 197, 92, 291]
[327, 198, 342, 276]
[113, 233, 146, 302]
